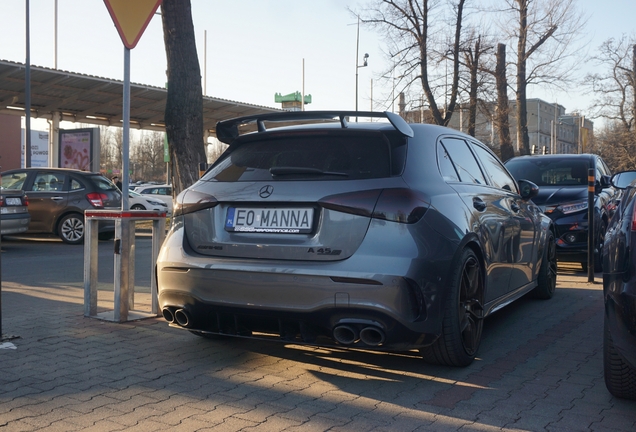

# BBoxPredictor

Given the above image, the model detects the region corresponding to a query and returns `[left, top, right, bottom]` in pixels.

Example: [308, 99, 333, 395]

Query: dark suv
[0, 168, 121, 244]
[505, 154, 617, 272]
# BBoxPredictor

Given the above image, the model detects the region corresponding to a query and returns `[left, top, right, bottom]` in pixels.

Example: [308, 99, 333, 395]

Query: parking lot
[0, 236, 634, 431]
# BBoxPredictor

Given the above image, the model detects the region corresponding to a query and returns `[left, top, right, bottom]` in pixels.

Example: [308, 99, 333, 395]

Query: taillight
[373, 188, 430, 223]
[86, 192, 108, 208]
[174, 189, 218, 216]
[631, 201, 636, 232]
[319, 188, 429, 224]
[23, 195, 28, 206]
[319, 189, 382, 218]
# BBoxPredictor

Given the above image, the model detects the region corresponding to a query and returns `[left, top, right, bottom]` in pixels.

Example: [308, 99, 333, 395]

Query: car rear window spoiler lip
[215, 110, 415, 144]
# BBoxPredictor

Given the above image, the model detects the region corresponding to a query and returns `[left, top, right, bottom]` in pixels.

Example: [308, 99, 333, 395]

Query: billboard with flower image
[59, 129, 93, 171]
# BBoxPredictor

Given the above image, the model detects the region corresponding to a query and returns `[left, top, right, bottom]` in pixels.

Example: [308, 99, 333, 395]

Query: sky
[0, 0, 634, 131]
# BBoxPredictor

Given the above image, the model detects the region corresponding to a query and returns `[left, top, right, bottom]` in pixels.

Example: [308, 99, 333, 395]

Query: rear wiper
[269, 167, 349, 177]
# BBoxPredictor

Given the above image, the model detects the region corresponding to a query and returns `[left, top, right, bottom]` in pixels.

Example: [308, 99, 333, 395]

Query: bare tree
[161, 0, 206, 195]
[587, 124, 636, 172]
[131, 131, 166, 182]
[359, 0, 468, 126]
[582, 36, 635, 173]
[584, 36, 636, 132]
[99, 126, 122, 175]
[496, 0, 585, 155]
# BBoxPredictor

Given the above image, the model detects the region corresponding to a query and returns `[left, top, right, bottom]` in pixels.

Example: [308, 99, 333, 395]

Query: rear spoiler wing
[215, 111, 414, 144]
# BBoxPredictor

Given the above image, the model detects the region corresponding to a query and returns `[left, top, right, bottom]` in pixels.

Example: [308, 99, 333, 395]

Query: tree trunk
[515, 0, 530, 155]
[496, 43, 514, 162]
[467, 38, 480, 137]
[161, 0, 206, 196]
[632, 44, 636, 133]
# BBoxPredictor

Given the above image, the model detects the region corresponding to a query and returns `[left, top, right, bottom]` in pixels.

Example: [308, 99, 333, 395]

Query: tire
[533, 230, 557, 299]
[58, 213, 84, 245]
[421, 248, 484, 367]
[131, 204, 145, 210]
[603, 315, 636, 400]
[594, 220, 607, 273]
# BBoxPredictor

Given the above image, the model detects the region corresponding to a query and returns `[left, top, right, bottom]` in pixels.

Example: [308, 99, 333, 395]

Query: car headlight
[557, 201, 588, 214]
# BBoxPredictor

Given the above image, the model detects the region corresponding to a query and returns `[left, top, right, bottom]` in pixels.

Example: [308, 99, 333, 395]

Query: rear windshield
[204, 131, 406, 182]
[505, 158, 590, 187]
[88, 175, 119, 191]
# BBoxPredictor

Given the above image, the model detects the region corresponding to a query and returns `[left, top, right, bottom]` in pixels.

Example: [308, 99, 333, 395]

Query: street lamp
[355, 17, 369, 122]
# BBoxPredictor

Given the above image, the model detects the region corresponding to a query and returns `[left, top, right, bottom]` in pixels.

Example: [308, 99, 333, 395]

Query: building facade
[400, 95, 593, 155]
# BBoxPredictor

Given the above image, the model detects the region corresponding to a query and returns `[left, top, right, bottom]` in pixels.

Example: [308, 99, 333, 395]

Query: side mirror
[611, 170, 636, 189]
[518, 179, 539, 201]
[600, 175, 611, 188]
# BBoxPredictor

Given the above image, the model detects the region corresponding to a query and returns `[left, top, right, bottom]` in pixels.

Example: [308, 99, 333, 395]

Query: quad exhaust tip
[360, 326, 385, 346]
[332, 325, 359, 345]
[162, 307, 175, 323]
[174, 309, 191, 328]
[162, 307, 192, 328]
[333, 324, 386, 347]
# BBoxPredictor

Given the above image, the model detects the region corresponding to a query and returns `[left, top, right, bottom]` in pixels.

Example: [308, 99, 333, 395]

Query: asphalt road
[0, 236, 634, 431]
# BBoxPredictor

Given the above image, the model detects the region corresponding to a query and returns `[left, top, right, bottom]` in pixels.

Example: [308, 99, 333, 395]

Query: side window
[440, 137, 486, 185]
[470, 142, 518, 192]
[1, 172, 27, 190]
[597, 158, 610, 178]
[31, 172, 67, 192]
[437, 141, 460, 182]
[70, 178, 84, 190]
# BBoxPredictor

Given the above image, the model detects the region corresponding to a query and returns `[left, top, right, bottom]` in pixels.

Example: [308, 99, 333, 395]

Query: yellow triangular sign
[104, 0, 162, 49]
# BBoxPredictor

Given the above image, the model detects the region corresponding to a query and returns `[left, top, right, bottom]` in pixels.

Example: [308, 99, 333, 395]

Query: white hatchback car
[133, 184, 173, 213]
[129, 189, 171, 215]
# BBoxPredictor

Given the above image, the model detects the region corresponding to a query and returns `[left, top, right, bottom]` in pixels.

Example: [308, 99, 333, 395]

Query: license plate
[5, 197, 22, 206]
[225, 207, 313, 233]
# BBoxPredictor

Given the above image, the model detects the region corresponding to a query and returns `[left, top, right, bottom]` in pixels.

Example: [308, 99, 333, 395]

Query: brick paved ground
[1, 263, 635, 431]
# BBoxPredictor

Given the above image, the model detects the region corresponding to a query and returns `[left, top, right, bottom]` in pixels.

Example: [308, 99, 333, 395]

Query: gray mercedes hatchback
[157, 111, 556, 366]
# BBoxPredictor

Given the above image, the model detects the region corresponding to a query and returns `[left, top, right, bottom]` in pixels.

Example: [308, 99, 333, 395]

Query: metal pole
[203, 29, 206, 95]
[587, 168, 595, 282]
[355, 17, 359, 121]
[122, 47, 130, 211]
[25, 0, 32, 168]
[302, 58, 305, 112]
[54, 0, 58, 69]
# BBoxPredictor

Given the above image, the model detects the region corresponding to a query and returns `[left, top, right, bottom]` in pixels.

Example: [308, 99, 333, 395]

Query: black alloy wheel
[421, 248, 484, 367]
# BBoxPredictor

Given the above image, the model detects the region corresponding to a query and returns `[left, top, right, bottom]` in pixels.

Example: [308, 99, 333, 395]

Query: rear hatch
[86, 174, 122, 209]
[178, 129, 412, 261]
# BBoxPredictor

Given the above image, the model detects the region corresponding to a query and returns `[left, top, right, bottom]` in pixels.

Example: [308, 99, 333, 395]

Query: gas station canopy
[0, 59, 280, 135]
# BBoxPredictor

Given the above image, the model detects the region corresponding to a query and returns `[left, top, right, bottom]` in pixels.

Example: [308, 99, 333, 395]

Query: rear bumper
[0, 215, 31, 235]
[157, 221, 453, 351]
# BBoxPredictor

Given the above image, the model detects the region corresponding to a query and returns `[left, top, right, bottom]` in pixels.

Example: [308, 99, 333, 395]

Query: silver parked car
[1, 188, 30, 236]
[157, 111, 557, 367]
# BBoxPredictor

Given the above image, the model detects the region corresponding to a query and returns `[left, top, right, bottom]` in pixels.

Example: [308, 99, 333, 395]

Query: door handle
[473, 197, 486, 211]
[51, 196, 64, 201]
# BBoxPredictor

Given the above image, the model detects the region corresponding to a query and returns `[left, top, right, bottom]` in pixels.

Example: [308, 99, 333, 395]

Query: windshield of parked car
[505, 158, 590, 187]
[204, 131, 406, 182]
